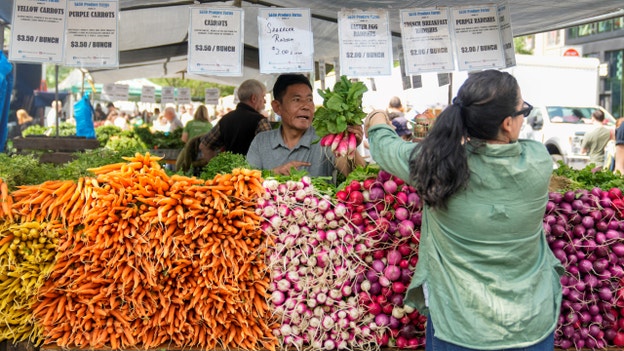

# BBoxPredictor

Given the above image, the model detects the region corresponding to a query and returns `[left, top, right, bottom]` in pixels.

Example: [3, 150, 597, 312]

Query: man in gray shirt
[246, 74, 365, 177]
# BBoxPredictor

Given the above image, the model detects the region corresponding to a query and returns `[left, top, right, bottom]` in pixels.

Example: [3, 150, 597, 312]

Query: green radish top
[312, 75, 368, 138]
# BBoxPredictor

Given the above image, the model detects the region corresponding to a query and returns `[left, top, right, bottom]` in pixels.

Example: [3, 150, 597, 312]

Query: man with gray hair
[163, 106, 184, 132]
[199, 79, 271, 164]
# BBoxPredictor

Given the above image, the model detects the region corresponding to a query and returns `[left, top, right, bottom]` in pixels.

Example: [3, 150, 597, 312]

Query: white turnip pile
[258, 177, 377, 351]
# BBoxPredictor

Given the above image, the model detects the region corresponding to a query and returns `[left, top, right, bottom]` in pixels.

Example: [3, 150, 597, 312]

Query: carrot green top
[367, 124, 564, 349]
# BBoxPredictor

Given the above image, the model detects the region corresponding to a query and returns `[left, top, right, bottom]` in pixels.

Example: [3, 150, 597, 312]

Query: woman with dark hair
[364, 70, 563, 351]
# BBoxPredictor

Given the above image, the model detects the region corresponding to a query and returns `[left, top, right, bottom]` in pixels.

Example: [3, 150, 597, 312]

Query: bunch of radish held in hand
[337, 170, 427, 349]
[258, 176, 378, 351]
[313, 75, 368, 160]
[544, 187, 624, 349]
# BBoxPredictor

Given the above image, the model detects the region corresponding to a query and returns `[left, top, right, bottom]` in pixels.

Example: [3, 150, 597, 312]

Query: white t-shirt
[46, 109, 59, 127]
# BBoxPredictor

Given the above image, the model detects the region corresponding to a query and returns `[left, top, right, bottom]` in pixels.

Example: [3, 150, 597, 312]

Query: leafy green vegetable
[133, 126, 185, 150]
[22, 124, 48, 136]
[552, 161, 624, 191]
[22, 122, 77, 137]
[338, 164, 381, 190]
[0, 154, 61, 190]
[95, 125, 123, 147]
[312, 75, 368, 138]
[262, 168, 336, 196]
[199, 152, 252, 180]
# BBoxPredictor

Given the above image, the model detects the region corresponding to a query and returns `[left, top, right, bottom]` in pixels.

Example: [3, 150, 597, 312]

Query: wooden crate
[149, 148, 181, 166]
[11, 136, 100, 164]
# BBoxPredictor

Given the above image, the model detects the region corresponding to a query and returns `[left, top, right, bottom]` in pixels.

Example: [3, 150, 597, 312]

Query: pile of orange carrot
[7, 152, 276, 350]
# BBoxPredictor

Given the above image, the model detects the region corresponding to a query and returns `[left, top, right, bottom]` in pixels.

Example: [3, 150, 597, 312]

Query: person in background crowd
[387, 96, 405, 119]
[163, 106, 184, 133]
[151, 107, 161, 124]
[94, 103, 106, 122]
[581, 109, 612, 168]
[152, 113, 170, 133]
[178, 105, 187, 121]
[614, 117, 624, 175]
[46, 100, 63, 127]
[16, 109, 34, 135]
[181, 104, 213, 143]
[387, 96, 413, 141]
[246, 74, 366, 178]
[180, 104, 195, 126]
[103, 110, 118, 127]
[364, 69, 562, 351]
[199, 79, 271, 164]
[106, 102, 117, 116]
[393, 119, 413, 141]
[114, 111, 130, 131]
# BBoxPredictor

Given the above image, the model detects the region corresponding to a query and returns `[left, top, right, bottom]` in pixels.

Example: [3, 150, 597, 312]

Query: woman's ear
[500, 116, 514, 134]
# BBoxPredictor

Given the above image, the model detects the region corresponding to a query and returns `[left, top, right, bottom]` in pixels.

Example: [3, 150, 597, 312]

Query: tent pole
[54, 65, 59, 137]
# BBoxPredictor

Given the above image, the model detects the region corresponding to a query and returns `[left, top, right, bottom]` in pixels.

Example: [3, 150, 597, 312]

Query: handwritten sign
[498, 2, 516, 68]
[400, 8, 454, 74]
[65, 0, 118, 68]
[101, 83, 115, 101]
[9, 0, 67, 63]
[188, 7, 244, 76]
[451, 4, 505, 71]
[161, 87, 175, 105]
[257, 8, 314, 74]
[338, 9, 393, 77]
[205, 88, 220, 105]
[114, 84, 129, 101]
[141, 86, 156, 103]
[177, 88, 191, 105]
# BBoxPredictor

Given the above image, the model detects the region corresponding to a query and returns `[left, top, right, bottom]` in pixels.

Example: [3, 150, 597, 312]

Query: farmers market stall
[2, 152, 624, 350]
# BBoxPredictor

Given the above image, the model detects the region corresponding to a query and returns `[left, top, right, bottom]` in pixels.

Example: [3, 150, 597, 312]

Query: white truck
[510, 55, 616, 169]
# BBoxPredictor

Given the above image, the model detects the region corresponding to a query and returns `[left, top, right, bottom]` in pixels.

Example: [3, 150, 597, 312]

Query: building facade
[526, 16, 623, 118]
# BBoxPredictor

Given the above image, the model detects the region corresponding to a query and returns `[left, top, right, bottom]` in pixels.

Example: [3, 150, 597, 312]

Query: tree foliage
[514, 36, 534, 55]
[149, 78, 235, 101]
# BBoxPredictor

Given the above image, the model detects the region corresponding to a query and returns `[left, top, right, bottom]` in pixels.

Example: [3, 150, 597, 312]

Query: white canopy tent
[1, 0, 623, 89]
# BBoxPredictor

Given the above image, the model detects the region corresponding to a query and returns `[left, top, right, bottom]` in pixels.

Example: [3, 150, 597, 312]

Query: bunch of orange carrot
[7, 152, 276, 350]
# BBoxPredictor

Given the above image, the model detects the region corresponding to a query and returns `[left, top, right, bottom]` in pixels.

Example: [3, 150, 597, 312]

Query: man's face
[272, 83, 314, 132]
[253, 91, 267, 113]
[164, 108, 175, 121]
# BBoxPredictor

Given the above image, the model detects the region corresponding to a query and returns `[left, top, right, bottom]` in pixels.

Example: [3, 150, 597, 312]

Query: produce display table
[2, 154, 624, 351]
[11, 136, 100, 164]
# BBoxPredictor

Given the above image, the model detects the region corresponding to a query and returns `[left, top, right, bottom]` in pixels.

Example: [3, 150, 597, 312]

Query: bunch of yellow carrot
[0, 220, 61, 344]
[7, 152, 276, 350]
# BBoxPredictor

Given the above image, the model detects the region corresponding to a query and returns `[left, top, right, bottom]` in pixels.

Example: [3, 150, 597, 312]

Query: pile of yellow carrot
[4, 152, 276, 350]
[0, 220, 61, 344]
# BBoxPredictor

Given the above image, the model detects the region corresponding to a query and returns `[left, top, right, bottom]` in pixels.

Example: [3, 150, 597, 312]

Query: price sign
[205, 88, 220, 105]
[258, 8, 314, 74]
[9, 0, 67, 63]
[65, 0, 119, 68]
[177, 88, 191, 105]
[101, 83, 115, 101]
[141, 86, 156, 104]
[188, 7, 244, 76]
[161, 87, 175, 105]
[452, 4, 506, 71]
[400, 7, 454, 74]
[338, 9, 393, 77]
[498, 2, 516, 68]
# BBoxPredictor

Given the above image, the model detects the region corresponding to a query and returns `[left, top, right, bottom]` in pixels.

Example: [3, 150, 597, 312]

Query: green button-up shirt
[368, 124, 563, 349]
